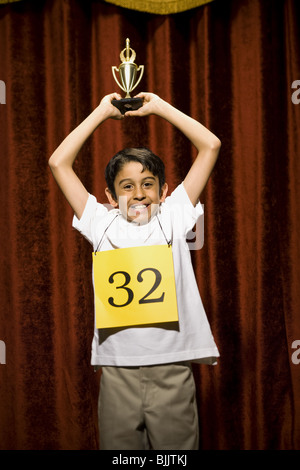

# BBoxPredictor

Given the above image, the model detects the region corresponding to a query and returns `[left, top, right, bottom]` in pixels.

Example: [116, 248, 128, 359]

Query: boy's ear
[105, 188, 118, 207]
[160, 182, 168, 203]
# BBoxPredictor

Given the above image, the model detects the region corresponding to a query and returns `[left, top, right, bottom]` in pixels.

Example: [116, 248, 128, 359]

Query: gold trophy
[112, 38, 144, 114]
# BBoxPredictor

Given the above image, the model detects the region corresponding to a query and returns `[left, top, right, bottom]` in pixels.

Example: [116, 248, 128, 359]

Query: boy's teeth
[132, 204, 147, 209]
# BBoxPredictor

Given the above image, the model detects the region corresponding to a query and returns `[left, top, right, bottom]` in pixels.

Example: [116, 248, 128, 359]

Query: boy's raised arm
[125, 93, 221, 206]
[48, 93, 123, 220]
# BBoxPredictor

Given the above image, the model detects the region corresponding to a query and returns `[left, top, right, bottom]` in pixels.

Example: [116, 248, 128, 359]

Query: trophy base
[112, 97, 143, 115]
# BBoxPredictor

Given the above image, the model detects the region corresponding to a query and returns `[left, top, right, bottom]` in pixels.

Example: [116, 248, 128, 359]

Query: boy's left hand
[124, 92, 162, 117]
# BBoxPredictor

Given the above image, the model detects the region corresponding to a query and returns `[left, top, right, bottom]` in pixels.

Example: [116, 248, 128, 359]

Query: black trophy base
[112, 97, 143, 115]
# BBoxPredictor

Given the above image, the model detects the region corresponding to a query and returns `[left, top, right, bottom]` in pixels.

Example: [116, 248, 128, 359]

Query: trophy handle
[112, 66, 126, 93]
[130, 65, 144, 93]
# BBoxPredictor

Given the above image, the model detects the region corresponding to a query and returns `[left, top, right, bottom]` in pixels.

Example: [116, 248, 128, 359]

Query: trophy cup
[112, 38, 144, 115]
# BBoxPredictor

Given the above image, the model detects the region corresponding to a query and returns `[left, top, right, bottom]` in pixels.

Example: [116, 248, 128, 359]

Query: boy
[48, 92, 221, 450]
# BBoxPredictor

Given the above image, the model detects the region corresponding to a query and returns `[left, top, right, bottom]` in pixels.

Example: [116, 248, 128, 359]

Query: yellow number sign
[92, 245, 178, 329]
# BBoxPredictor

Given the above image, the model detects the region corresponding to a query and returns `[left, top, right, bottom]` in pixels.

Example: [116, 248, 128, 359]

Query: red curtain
[0, 0, 299, 450]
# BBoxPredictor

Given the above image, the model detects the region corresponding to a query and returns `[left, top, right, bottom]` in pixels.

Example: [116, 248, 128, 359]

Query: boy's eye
[123, 184, 133, 190]
[143, 181, 153, 188]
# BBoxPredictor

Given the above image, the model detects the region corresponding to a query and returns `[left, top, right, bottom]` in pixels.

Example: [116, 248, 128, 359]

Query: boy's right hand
[99, 93, 125, 120]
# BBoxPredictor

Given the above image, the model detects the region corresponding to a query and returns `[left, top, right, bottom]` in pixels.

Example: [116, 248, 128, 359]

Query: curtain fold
[0, 0, 299, 450]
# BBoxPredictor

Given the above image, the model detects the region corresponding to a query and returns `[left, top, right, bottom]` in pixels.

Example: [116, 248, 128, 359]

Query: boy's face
[105, 161, 168, 223]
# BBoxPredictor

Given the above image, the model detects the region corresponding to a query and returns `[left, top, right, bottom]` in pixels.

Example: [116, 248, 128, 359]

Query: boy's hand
[98, 93, 124, 120]
[124, 92, 162, 117]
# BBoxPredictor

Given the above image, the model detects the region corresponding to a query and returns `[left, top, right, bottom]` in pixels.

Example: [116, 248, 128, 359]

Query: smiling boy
[49, 92, 221, 450]
[104, 148, 168, 224]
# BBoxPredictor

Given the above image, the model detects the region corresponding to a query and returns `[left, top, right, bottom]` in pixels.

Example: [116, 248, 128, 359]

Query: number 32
[108, 268, 165, 308]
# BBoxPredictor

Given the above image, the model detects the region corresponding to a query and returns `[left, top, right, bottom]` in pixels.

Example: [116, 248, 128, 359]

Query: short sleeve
[165, 183, 203, 236]
[72, 194, 109, 246]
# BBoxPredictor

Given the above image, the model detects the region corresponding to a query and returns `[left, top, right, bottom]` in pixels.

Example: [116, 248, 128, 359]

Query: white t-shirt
[72, 182, 220, 366]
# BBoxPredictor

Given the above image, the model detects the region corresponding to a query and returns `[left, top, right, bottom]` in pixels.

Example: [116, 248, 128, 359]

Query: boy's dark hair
[105, 147, 166, 200]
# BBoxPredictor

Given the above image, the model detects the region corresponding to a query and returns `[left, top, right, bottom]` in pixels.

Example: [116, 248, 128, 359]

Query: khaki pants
[98, 362, 199, 450]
